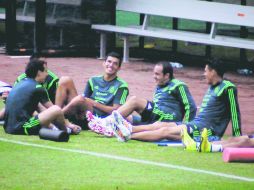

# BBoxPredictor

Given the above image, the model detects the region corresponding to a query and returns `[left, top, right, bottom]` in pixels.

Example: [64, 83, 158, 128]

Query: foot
[181, 126, 197, 151]
[112, 110, 132, 132]
[199, 128, 211, 153]
[86, 111, 114, 137]
[67, 123, 82, 135]
[112, 111, 131, 142]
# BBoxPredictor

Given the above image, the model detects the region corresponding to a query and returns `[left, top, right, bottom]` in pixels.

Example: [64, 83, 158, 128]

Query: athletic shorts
[183, 123, 221, 142]
[22, 115, 41, 135]
[248, 134, 254, 138]
[140, 101, 160, 124]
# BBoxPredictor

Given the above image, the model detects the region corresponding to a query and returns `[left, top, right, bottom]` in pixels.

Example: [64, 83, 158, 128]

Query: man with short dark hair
[111, 59, 241, 143]
[87, 61, 197, 140]
[61, 51, 129, 130]
[3, 59, 80, 135]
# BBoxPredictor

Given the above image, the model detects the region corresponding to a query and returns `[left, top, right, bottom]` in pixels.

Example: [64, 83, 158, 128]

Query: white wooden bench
[92, 0, 254, 62]
[0, 0, 90, 46]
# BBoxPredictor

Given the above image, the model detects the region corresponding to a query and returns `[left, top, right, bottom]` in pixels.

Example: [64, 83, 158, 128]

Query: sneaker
[199, 128, 211, 153]
[181, 126, 197, 151]
[88, 121, 114, 137]
[111, 122, 131, 142]
[86, 111, 114, 137]
[112, 111, 132, 133]
[86, 111, 95, 122]
[110, 111, 131, 142]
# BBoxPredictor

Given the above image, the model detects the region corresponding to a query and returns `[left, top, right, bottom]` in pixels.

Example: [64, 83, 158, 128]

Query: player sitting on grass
[86, 61, 197, 141]
[88, 59, 241, 143]
[3, 59, 80, 135]
[61, 51, 129, 132]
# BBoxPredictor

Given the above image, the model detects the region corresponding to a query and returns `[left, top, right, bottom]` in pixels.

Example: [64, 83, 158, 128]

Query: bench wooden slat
[92, 24, 254, 50]
[25, 0, 82, 6]
[92, 0, 254, 62]
[117, 0, 254, 28]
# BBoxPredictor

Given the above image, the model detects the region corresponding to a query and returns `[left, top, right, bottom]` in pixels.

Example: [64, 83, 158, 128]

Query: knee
[157, 127, 171, 138]
[50, 105, 62, 114]
[127, 96, 140, 105]
[74, 95, 85, 104]
[58, 76, 73, 87]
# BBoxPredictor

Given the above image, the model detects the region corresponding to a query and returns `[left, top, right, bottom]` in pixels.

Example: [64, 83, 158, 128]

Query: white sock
[211, 144, 223, 152]
[51, 125, 59, 131]
[67, 127, 72, 134]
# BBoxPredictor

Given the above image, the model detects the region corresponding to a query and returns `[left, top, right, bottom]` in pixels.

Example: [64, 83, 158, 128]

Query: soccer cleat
[86, 111, 95, 122]
[112, 110, 132, 133]
[86, 111, 114, 137]
[111, 123, 131, 142]
[181, 126, 197, 151]
[199, 128, 212, 153]
[110, 111, 131, 142]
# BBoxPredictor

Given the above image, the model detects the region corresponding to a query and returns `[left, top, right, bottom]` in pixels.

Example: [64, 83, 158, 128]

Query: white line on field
[0, 137, 253, 182]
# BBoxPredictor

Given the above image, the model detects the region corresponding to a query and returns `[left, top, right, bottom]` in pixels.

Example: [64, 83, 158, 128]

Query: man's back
[4, 78, 49, 134]
[15, 70, 59, 103]
[191, 80, 241, 137]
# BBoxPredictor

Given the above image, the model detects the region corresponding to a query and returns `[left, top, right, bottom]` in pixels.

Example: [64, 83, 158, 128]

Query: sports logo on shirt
[109, 86, 115, 94]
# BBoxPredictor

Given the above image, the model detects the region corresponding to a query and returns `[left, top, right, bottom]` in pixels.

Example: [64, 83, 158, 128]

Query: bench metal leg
[123, 35, 129, 63]
[59, 29, 63, 46]
[99, 33, 106, 59]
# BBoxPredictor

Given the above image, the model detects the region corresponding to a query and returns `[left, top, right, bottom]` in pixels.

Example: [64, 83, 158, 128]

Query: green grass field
[0, 101, 254, 189]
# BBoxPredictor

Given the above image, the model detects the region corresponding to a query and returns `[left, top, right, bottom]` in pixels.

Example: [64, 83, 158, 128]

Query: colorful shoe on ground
[86, 111, 114, 137]
[111, 123, 131, 142]
[111, 111, 131, 142]
[112, 110, 132, 133]
[181, 126, 197, 151]
[86, 111, 95, 122]
[199, 128, 211, 153]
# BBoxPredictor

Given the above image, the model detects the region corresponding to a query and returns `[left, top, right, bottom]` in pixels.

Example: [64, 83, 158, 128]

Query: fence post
[172, 18, 178, 54]
[5, 0, 16, 53]
[139, 14, 145, 49]
[205, 0, 212, 58]
[34, 0, 46, 55]
[240, 0, 248, 68]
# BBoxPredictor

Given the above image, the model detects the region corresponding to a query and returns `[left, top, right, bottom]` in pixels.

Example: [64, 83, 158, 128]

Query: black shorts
[22, 115, 41, 135]
[140, 101, 160, 124]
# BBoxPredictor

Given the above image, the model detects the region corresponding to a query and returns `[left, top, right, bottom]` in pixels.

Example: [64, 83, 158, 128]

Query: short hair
[156, 61, 174, 80]
[29, 53, 41, 61]
[25, 59, 47, 79]
[207, 58, 225, 77]
[106, 52, 122, 67]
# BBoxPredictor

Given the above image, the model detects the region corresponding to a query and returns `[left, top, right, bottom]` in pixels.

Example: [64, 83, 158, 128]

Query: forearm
[93, 100, 120, 114]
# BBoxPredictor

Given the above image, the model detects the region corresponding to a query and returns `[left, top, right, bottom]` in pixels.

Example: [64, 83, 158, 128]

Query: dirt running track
[0, 55, 253, 136]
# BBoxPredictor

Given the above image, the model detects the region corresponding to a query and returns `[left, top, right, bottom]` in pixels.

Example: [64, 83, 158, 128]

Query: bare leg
[132, 121, 177, 133]
[213, 136, 254, 148]
[117, 96, 147, 118]
[131, 125, 183, 141]
[38, 105, 67, 131]
[55, 76, 78, 108]
[62, 95, 92, 120]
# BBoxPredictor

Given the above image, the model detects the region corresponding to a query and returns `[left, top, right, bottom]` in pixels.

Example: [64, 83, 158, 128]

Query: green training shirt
[84, 75, 129, 117]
